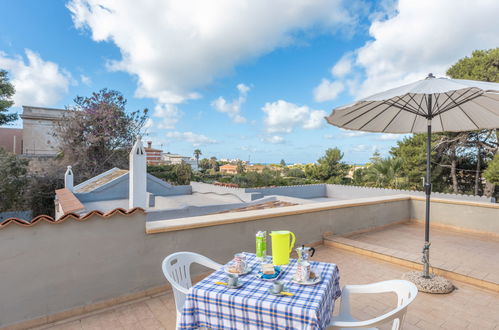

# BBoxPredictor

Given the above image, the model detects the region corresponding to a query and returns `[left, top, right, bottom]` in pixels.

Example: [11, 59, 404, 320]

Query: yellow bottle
[270, 230, 296, 265]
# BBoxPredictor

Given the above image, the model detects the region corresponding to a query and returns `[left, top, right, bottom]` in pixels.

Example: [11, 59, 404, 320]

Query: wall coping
[146, 194, 499, 234]
[145, 194, 411, 234]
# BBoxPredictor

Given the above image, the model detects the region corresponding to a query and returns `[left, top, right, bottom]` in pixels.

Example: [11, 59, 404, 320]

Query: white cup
[227, 274, 239, 287]
[272, 281, 284, 293]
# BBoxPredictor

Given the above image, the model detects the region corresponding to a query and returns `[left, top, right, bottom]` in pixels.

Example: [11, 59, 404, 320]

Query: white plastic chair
[162, 252, 222, 329]
[329, 280, 418, 330]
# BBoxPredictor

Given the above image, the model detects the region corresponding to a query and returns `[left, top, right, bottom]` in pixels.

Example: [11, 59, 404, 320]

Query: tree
[0, 148, 29, 211]
[147, 162, 192, 185]
[315, 148, 349, 182]
[174, 161, 193, 185]
[236, 160, 245, 174]
[193, 149, 202, 168]
[447, 48, 499, 197]
[199, 158, 210, 171]
[209, 156, 219, 172]
[365, 157, 403, 188]
[0, 70, 17, 125]
[483, 154, 499, 185]
[55, 89, 148, 180]
[280, 159, 286, 167]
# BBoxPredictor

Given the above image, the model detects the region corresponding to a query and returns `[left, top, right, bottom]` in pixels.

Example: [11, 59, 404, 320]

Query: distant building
[220, 164, 238, 174]
[19, 106, 67, 156]
[246, 164, 266, 173]
[0, 127, 22, 154]
[162, 152, 198, 171]
[144, 141, 163, 165]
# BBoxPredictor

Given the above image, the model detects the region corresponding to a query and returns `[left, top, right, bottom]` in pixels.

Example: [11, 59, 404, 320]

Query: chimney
[129, 136, 147, 209]
[65, 166, 74, 192]
[147, 141, 152, 148]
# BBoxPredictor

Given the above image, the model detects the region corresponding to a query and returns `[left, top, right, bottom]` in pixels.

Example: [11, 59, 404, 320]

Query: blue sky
[1, 0, 498, 164]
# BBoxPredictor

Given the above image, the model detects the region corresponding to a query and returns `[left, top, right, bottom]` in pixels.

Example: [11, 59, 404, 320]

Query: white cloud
[313, 79, 345, 102]
[331, 53, 353, 77]
[165, 131, 217, 146]
[0, 49, 71, 106]
[154, 104, 182, 129]
[263, 135, 285, 144]
[80, 74, 92, 85]
[338, 0, 499, 99]
[376, 133, 407, 140]
[323, 134, 334, 139]
[211, 83, 249, 123]
[262, 100, 327, 133]
[67, 0, 356, 128]
[341, 128, 367, 137]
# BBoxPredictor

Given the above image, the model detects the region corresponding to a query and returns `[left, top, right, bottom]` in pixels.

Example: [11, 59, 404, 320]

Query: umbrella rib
[435, 89, 459, 113]
[439, 112, 445, 131]
[435, 89, 483, 115]
[386, 94, 421, 114]
[337, 101, 378, 119]
[411, 93, 424, 132]
[341, 101, 389, 127]
[380, 108, 403, 132]
[378, 92, 419, 132]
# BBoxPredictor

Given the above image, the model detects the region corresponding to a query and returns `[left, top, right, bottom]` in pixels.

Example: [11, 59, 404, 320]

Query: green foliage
[280, 159, 286, 167]
[0, 148, 29, 211]
[310, 148, 349, 181]
[193, 149, 202, 168]
[389, 134, 436, 189]
[286, 167, 305, 178]
[55, 89, 148, 181]
[236, 160, 245, 174]
[147, 162, 193, 185]
[25, 169, 64, 217]
[483, 155, 499, 184]
[199, 158, 210, 171]
[0, 70, 17, 125]
[365, 157, 404, 188]
[446, 48, 499, 82]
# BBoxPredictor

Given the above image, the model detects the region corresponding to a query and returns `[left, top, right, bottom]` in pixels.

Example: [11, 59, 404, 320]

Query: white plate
[291, 275, 321, 286]
[224, 265, 253, 276]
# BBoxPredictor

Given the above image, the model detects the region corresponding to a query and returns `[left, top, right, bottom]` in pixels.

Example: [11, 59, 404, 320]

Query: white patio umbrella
[326, 74, 499, 279]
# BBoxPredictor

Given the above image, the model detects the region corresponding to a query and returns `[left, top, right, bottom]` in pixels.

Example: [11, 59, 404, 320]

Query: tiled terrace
[33, 245, 499, 330]
[333, 222, 499, 286]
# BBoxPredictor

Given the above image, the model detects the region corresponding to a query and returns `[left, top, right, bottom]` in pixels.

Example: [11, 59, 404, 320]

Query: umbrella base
[402, 271, 454, 294]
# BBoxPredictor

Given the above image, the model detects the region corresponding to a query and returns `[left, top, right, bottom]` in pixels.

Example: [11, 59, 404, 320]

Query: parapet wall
[326, 184, 492, 203]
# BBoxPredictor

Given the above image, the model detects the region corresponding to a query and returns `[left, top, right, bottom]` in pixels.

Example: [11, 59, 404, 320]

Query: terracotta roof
[0, 207, 145, 230]
[214, 201, 297, 214]
[75, 169, 128, 193]
[55, 188, 85, 213]
[220, 164, 237, 169]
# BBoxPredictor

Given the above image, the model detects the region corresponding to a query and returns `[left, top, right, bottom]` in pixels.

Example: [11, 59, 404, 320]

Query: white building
[161, 152, 198, 171]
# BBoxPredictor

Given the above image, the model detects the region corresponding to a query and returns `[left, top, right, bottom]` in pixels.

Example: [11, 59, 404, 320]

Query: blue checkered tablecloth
[179, 253, 341, 329]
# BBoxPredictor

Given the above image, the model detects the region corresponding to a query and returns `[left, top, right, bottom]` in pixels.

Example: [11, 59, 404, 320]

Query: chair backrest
[162, 252, 222, 315]
[339, 280, 418, 330]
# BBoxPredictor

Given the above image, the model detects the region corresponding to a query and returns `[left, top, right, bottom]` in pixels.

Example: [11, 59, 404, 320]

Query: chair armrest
[196, 256, 223, 271]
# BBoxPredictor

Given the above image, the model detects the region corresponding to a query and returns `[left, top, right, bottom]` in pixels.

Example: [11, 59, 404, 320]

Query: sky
[1, 0, 499, 164]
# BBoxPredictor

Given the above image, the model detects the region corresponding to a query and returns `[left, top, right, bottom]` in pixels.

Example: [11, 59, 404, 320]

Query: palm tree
[367, 157, 403, 188]
[193, 149, 202, 168]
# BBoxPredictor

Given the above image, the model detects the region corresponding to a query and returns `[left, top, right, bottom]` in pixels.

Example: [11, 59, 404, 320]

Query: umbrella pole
[423, 118, 432, 278]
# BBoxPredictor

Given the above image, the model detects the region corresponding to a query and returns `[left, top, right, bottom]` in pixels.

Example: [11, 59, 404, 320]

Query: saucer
[291, 275, 321, 285]
[267, 287, 288, 296]
[256, 266, 282, 281]
[226, 281, 244, 289]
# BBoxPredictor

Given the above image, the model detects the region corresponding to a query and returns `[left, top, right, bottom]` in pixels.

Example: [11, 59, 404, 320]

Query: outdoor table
[179, 252, 341, 329]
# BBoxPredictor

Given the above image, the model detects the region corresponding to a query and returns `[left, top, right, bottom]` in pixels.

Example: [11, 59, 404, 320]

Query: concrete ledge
[146, 195, 412, 234]
[324, 236, 499, 293]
